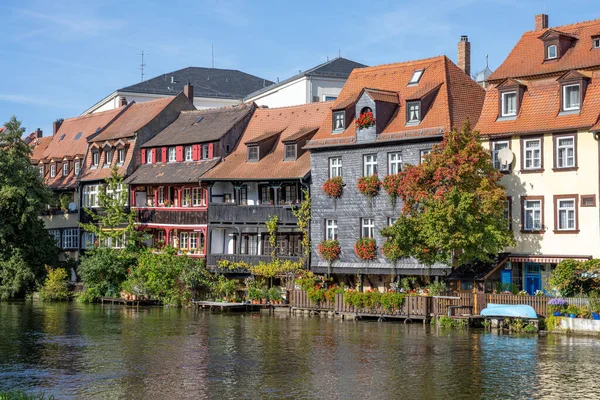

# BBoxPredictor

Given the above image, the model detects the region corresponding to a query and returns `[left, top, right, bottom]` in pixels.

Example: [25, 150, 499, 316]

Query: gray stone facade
[309, 138, 450, 276]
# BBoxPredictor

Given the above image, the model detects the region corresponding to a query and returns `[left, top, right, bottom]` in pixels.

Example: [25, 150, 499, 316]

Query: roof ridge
[347, 55, 445, 75]
[61, 106, 124, 123]
[255, 101, 334, 112]
[523, 17, 600, 34]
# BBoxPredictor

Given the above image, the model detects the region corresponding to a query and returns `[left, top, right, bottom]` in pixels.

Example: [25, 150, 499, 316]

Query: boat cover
[480, 304, 538, 318]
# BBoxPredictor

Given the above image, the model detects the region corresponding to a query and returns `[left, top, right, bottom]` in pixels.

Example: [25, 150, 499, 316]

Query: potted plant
[354, 237, 377, 261]
[382, 173, 402, 207]
[548, 298, 567, 316]
[355, 111, 375, 130]
[268, 287, 282, 304]
[322, 176, 343, 199]
[566, 304, 579, 318]
[589, 295, 600, 320]
[357, 175, 381, 198]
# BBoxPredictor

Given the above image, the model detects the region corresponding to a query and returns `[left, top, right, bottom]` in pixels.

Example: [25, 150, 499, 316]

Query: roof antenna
[138, 50, 147, 82]
[339, 49, 341, 57]
[486, 54, 489, 68]
[327, 56, 329, 61]
[212, 44, 214, 68]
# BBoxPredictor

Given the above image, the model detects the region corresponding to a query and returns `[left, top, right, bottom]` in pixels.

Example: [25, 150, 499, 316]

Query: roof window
[74, 132, 83, 141]
[59, 134, 66, 141]
[547, 45, 557, 59]
[408, 69, 424, 85]
[594, 37, 600, 49]
[195, 117, 204, 124]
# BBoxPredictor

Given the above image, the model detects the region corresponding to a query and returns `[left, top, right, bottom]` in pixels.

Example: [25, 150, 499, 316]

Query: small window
[180, 232, 188, 249]
[62, 162, 69, 177]
[408, 69, 424, 85]
[563, 84, 581, 111]
[92, 152, 99, 167]
[407, 101, 420, 123]
[239, 186, 248, 205]
[329, 157, 342, 178]
[146, 149, 152, 164]
[325, 219, 338, 240]
[284, 144, 297, 160]
[182, 188, 191, 207]
[158, 186, 165, 205]
[594, 38, 600, 49]
[388, 217, 397, 226]
[523, 139, 542, 170]
[39, 164, 44, 177]
[363, 154, 377, 176]
[547, 45, 557, 59]
[49, 230, 60, 246]
[582, 195, 596, 207]
[104, 150, 112, 167]
[388, 152, 402, 174]
[168, 147, 176, 162]
[361, 218, 375, 238]
[492, 141, 509, 170]
[523, 199, 542, 231]
[333, 111, 345, 132]
[420, 149, 431, 164]
[504, 199, 512, 231]
[324, 95, 338, 101]
[192, 187, 205, 206]
[202, 144, 210, 159]
[74, 132, 83, 141]
[50, 164, 56, 178]
[247, 146, 259, 162]
[460, 281, 474, 291]
[501, 91, 517, 117]
[118, 149, 125, 165]
[556, 136, 575, 168]
[185, 146, 193, 161]
[557, 199, 576, 231]
[62, 229, 79, 249]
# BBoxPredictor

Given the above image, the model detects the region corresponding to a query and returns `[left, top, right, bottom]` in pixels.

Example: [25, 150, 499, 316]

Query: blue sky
[0, 0, 597, 136]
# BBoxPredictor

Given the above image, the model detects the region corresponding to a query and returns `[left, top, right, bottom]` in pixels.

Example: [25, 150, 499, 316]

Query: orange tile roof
[30, 136, 52, 161]
[476, 73, 600, 136]
[201, 102, 329, 180]
[307, 56, 484, 148]
[489, 18, 600, 81]
[91, 97, 176, 142]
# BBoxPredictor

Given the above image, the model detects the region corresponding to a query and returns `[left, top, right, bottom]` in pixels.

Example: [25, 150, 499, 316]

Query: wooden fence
[334, 294, 432, 319]
[290, 290, 334, 310]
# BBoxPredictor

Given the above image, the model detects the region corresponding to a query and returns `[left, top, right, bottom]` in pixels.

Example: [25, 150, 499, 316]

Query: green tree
[79, 166, 145, 250]
[39, 266, 71, 301]
[381, 121, 514, 268]
[78, 247, 136, 302]
[0, 116, 58, 299]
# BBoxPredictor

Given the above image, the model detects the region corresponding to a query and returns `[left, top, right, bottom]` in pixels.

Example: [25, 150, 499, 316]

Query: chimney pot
[53, 120, 63, 136]
[535, 14, 549, 31]
[183, 84, 194, 105]
[36, 128, 43, 138]
[458, 35, 471, 77]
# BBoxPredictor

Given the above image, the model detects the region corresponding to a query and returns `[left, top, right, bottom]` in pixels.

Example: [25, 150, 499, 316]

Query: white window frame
[185, 146, 193, 161]
[49, 230, 61, 246]
[408, 69, 424, 85]
[50, 164, 56, 178]
[501, 91, 517, 117]
[557, 198, 576, 231]
[146, 149, 153, 164]
[190, 232, 198, 249]
[192, 187, 205, 206]
[83, 184, 100, 208]
[556, 136, 575, 168]
[547, 44, 557, 59]
[247, 146, 259, 161]
[74, 161, 80, 176]
[104, 150, 112, 167]
[325, 219, 338, 240]
[62, 162, 69, 177]
[285, 144, 297, 160]
[333, 111, 345, 132]
[62, 229, 79, 249]
[594, 38, 600, 49]
[92, 152, 99, 167]
[118, 149, 125, 165]
[407, 101, 420, 123]
[168, 147, 176, 162]
[81, 231, 95, 249]
[361, 218, 375, 239]
[388, 152, 402, 174]
[523, 200, 542, 231]
[420, 149, 431, 164]
[563, 84, 581, 111]
[523, 139, 542, 170]
[157, 230, 165, 245]
[182, 188, 191, 207]
[329, 157, 342, 178]
[39, 164, 44, 178]
[388, 217, 397, 226]
[492, 141, 509, 170]
[180, 232, 188, 249]
[503, 199, 511, 231]
[363, 154, 378, 176]
[202, 144, 210, 159]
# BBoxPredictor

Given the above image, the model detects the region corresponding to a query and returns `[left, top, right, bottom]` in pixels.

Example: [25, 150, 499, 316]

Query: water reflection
[2, 302, 600, 399]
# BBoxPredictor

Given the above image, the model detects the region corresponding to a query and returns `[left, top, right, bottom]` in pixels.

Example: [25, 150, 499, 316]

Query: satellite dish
[68, 202, 77, 211]
[497, 148, 514, 166]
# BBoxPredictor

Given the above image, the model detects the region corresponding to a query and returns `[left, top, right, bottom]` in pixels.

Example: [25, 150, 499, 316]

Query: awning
[509, 255, 592, 263]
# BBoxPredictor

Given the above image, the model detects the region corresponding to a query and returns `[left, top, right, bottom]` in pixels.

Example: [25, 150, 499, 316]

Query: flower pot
[553, 311, 562, 317]
[593, 313, 600, 320]
[261, 298, 267, 305]
[569, 313, 576, 318]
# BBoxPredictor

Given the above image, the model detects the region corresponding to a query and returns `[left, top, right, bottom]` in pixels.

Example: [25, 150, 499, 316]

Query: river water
[1, 302, 600, 399]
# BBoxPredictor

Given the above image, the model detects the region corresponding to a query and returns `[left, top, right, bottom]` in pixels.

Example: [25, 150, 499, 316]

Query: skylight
[408, 69, 424, 85]
[74, 132, 83, 140]
[195, 117, 204, 124]
[59, 134, 66, 141]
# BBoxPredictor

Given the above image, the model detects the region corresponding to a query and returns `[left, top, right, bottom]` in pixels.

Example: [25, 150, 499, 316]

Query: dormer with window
[244, 131, 280, 163]
[62, 160, 69, 177]
[593, 35, 600, 49]
[558, 70, 588, 114]
[539, 29, 577, 61]
[404, 83, 441, 126]
[496, 79, 526, 120]
[247, 145, 259, 162]
[354, 88, 399, 141]
[282, 127, 317, 161]
[332, 110, 346, 133]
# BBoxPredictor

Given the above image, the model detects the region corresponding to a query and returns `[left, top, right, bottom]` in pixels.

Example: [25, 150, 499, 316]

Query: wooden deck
[191, 301, 285, 312]
[100, 297, 160, 306]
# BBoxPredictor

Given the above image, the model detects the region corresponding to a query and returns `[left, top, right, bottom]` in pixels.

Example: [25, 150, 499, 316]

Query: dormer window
[547, 44, 557, 59]
[146, 149, 153, 164]
[62, 162, 69, 177]
[594, 37, 600, 49]
[118, 149, 125, 165]
[408, 69, 424, 85]
[39, 164, 44, 177]
[333, 111, 345, 132]
[284, 144, 297, 161]
[74, 161, 80, 176]
[185, 145, 193, 161]
[563, 84, 581, 111]
[501, 91, 517, 116]
[247, 146, 259, 162]
[407, 101, 421, 124]
[202, 144, 209, 159]
[50, 164, 56, 178]
[92, 152, 99, 167]
[104, 150, 112, 167]
[168, 147, 176, 162]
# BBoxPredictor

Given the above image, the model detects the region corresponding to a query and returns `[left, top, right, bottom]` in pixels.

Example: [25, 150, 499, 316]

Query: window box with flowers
[382, 173, 402, 207]
[322, 176, 343, 198]
[318, 240, 341, 262]
[356, 110, 375, 130]
[357, 175, 381, 198]
[354, 237, 377, 261]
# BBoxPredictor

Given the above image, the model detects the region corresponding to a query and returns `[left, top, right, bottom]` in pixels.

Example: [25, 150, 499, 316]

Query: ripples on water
[2, 302, 600, 399]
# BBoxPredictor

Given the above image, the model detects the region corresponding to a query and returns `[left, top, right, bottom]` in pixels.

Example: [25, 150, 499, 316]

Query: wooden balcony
[207, 253, 301, 267]
[134, 207, 207, 226]
[208, 203, 298, 225]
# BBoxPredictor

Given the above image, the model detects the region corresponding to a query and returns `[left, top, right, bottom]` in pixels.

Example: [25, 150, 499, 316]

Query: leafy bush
[268, 287, 282, 302]
[78, 247, 136, 302]
[354, 237, 377, 261]
[0, 390, 54, 400]
[425, 281, 447, 296]
[39, 266, 70, 301]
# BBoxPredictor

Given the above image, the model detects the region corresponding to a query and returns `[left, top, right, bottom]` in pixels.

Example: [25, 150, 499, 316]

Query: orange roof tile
[308, 56, 484, 148]
[30, 136, 52, 161]
[201, 103, 329, 180]
[489, 18, 600, 81]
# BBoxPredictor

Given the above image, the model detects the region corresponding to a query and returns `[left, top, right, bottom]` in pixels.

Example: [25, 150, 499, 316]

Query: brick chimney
[119, 96, 127, 107]
[458, 35, 471, 77]
[535, 14, 549, 31]
[53, 119, 63, 136]
[183, 84, 194, 105]
[35, 128, 43, 138]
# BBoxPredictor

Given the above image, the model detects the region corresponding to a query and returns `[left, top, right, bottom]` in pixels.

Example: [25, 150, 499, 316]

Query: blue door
[525, 263, 542, 295]
[501, 270, 512, 286]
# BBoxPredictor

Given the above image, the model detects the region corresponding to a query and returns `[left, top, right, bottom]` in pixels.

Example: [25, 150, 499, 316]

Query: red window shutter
[208, 143, 214, 159]
[176, 146, 184, 162]
[141, 149, 147, 164]
[162, 147, 167, 162]
[151, 148, 156, 163]
[193, 144, 200, 161]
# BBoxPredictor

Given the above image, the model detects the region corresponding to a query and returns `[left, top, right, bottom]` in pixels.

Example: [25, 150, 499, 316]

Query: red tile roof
[29, 136, 52, 161]
[307, 56, 484, 148]
[201, 103, 329, 180]
[489, 18, 600, 81]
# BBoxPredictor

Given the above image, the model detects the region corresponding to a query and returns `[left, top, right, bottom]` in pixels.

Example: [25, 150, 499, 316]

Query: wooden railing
[290, 289, 334, 310]
[432, 293, 474, 316]
[334, 294, 432, 318]
[207, 254, 301, 267]
[209, 203, 298, 225]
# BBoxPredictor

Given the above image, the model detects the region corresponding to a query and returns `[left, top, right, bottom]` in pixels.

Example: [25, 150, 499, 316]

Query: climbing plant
[291, 189, 311, 264]
[265, 215, 279, 259]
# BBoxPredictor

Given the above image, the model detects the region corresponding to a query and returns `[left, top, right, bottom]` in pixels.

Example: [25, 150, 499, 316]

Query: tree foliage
[381, 121, 514, 267]
[39, 266, 71, 301]
[77, 247, 136, 302]
[0, 116, 58, 299]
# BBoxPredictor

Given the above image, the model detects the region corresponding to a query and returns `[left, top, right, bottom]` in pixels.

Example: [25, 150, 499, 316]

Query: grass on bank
[0, 390, 54, 400]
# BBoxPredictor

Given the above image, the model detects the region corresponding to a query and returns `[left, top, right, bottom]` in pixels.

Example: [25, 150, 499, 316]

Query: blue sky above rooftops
[0, 0, 596, 136]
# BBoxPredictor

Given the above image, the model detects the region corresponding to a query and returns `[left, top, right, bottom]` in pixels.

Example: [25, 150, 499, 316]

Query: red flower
[355, 111, 376, 130]
[318, 240, 341, 262]
[357, 175, 381, 197]
[354, 237, 377, 261]
[322, 176, 343, 198]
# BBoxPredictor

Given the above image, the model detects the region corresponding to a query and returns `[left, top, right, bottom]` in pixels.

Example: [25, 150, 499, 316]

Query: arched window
[360, 107, 372, 116]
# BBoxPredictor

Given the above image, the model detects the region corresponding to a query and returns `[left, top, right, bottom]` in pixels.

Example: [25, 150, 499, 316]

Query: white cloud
[0, 94, 80, 110]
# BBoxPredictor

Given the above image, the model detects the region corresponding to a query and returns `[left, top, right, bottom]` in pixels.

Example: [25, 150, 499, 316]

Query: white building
[244, 57, 367, 108]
